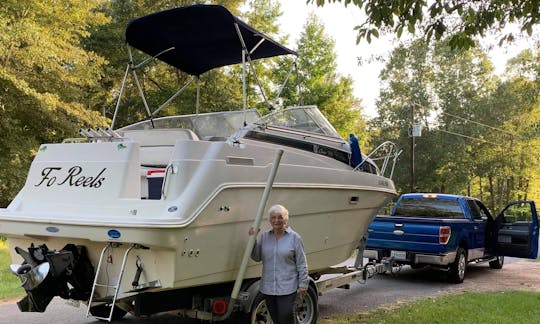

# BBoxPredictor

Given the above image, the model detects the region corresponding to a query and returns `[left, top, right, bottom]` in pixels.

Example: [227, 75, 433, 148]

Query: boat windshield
[258, 106, 342, 138]
[119, 109, 260, 139]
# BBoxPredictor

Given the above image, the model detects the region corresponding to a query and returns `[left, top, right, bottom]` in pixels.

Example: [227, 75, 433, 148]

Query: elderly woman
[249, 204, 309, 324]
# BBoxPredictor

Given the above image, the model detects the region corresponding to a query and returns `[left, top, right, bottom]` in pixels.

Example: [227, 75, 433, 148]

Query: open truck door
[495, 201, 539, 259]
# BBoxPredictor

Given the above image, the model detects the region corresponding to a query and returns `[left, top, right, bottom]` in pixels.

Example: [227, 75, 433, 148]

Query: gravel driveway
[317, 258, 540, 323]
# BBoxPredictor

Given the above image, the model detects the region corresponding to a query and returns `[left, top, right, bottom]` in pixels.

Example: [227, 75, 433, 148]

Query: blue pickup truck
[364, 193, 539, 283]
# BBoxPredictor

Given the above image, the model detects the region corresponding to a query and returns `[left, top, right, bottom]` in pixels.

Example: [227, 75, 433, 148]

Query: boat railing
[354, 141, 402, 180]
[63, 128, 125, 143]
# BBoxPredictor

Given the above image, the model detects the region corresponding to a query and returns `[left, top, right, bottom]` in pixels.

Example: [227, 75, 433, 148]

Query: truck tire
[489, 255, 504, 269]
[249, 286, 318, 324]
[448, 247, 467, 284]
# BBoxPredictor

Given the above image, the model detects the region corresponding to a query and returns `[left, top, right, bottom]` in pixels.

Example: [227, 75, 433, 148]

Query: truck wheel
[294, 285, 318, 324]
[448, 247, 467, 284]
[489, 255, 504, 269]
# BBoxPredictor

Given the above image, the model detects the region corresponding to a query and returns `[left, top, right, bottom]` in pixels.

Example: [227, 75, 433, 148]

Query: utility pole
[409, 103, 415, 193]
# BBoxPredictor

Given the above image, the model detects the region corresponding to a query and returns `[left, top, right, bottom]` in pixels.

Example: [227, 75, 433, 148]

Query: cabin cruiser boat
[0, 4, 398, 322]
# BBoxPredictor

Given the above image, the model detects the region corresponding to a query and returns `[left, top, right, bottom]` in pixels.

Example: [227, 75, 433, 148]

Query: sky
[278, 1, 538, 118]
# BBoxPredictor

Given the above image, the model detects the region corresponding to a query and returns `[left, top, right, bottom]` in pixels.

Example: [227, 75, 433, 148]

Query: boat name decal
[34, 166, 107, 188]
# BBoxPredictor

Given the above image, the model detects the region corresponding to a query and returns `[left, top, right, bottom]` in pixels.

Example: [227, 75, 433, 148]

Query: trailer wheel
[250, 293, 272, 324]
[489, 255, 504, 269]
[249, 286, 318, 324]
[295, 285, 318, 324]
[448, 247, 467, 284]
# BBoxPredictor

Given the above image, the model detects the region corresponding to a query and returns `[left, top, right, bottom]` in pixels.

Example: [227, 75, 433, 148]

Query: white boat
[0, 4, 398, 322]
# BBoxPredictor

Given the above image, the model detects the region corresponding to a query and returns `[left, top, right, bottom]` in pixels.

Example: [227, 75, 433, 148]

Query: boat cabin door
[495, 201, 539, 259]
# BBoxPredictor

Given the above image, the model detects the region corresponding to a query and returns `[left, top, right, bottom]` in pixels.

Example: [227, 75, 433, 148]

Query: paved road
[0, 258, 523, 324]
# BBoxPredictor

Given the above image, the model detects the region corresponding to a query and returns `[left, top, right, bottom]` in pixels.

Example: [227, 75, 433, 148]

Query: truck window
[467, 200, 488, 221]
[394, 198, 465, 218]
[501, 202, 533, 223]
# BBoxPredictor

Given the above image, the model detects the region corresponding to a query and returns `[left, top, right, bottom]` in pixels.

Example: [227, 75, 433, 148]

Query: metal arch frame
[110, 22, 297, 130]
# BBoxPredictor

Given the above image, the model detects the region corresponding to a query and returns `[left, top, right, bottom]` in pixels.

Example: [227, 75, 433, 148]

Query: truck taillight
[439, 226, 451, 244]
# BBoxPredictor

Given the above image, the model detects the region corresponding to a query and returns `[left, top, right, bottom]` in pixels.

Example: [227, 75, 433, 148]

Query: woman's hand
[248, 227, 260, 236]
[297, 287, 307, 297]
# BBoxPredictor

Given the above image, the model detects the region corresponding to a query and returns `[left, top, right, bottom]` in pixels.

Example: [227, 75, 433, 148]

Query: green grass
[0, 239, 24, 300]
[322, 291, 540, 324]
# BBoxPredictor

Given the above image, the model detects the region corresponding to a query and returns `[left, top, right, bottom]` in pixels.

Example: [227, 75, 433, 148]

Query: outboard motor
[10, 243, 95, 312]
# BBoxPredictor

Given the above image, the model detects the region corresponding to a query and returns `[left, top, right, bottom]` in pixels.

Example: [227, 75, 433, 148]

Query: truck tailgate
[366, 215, 463, 254]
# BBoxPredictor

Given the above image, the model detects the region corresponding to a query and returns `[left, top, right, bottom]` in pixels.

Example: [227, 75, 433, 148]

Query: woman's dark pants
[264, 292, 297, 324]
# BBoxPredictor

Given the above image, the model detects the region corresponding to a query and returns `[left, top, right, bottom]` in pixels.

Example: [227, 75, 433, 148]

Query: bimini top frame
[111, 4, 298, 129]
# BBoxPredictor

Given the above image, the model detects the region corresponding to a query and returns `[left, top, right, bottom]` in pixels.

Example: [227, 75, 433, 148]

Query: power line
[412, 102, 517, 137]
[434, 128, 506, 146]
[441, 111, 515, 136]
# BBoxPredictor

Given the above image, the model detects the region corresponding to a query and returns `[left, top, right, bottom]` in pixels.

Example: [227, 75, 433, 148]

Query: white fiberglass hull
[1, 137, 395, 300]
[4, 186, 392, 298]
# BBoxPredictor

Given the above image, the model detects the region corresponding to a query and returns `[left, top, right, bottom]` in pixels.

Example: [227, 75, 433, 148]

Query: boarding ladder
[86, 242, 141, 322]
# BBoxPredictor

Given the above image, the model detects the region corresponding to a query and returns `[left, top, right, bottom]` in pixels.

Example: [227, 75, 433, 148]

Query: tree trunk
[497, 178, 503, 210]
[505, 177, 512, 203]
[517, 177, 523, 200]
[525, 179, 529, 200]
[479, 177, 483, 201]
[488, 175, 494, 211]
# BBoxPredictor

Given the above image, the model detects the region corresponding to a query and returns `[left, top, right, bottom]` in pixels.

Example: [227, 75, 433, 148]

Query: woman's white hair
[268, 204, 289, 221]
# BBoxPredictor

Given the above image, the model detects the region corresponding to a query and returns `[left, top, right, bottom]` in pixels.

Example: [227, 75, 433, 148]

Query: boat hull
[4, 184, 393, 299]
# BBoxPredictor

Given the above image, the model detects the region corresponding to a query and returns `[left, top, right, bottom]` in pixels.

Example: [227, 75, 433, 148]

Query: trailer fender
[238, 279, 261, 313]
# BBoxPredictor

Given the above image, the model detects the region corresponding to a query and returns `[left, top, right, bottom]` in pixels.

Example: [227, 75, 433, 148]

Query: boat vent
[63, 128, 125, 143]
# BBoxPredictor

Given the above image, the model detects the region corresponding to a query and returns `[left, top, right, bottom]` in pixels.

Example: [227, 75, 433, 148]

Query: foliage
[309, 0, 540, 49]
[0, 240, 24, 300]
[274, 14, 367, 139]
[321, 291, 540, 323]
[241, 0, 288, 113]
[0, 0, 110, 207]
[372, 38, 540, 208]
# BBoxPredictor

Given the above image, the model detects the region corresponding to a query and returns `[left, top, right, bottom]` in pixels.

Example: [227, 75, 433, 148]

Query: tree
[372, 38, 503, 195]
[372, 36, 540, 207]
[275, 14, 365, 139]
[309, 0, 540, 49]
[370, 39, 435, 193]
[484, 46, 540, 205]
[0, 0, 110, 206]
[241, 0, 289, 112]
